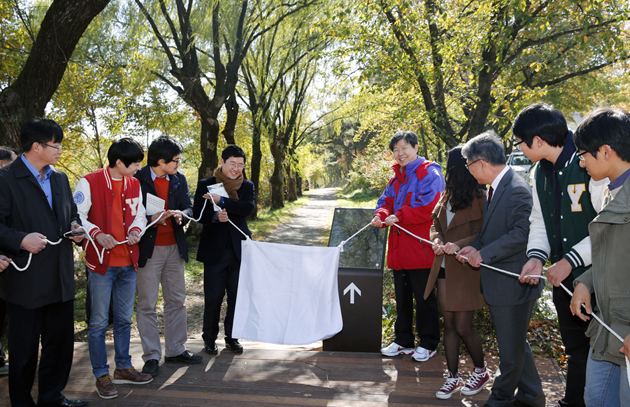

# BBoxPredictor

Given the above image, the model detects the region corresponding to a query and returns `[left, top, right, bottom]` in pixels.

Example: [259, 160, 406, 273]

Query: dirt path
[262, 187, 338, 246]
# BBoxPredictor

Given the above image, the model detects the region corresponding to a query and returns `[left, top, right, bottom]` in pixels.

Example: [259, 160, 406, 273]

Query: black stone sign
[324, 208, 387, 352]
[327, 207, 388, 269]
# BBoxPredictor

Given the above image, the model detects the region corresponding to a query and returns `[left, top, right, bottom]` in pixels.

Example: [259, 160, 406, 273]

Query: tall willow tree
[340, 0, 630, 147]
[240, 7, 327, 215]
[131, 0, 317, 180]
[0, 0, 112, 148]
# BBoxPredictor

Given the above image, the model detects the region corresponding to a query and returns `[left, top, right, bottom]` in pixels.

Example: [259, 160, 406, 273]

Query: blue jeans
[88, 265, 137, 378]
[584, 349, 630, 407]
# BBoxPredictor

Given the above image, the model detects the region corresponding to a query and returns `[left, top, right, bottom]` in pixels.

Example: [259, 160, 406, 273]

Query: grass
[335, 187, 380, 208]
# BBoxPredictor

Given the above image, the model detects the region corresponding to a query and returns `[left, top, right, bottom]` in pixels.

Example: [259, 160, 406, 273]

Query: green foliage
[332, 0, 630, 148]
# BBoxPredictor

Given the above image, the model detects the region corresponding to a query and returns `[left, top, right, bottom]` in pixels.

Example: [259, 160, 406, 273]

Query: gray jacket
[576, 175, 630, 366]
[472, 167, 542, 306]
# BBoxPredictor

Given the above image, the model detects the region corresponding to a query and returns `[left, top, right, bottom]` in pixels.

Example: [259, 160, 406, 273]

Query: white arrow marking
[343, 282, 362, 304]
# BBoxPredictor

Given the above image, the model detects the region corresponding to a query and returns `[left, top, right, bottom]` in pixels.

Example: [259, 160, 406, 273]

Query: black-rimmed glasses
[40, 143, 62, 152]
[465, 159, 481, 170]
[576, 151, 588, 162]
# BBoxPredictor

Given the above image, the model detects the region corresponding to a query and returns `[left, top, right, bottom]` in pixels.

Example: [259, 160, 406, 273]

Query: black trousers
[554, 275, 589, 407]
[0, 297, 6, 366]
[393, 268, 440, 350]
[7, 300, 74, 407]
[202, 248, 240, 344]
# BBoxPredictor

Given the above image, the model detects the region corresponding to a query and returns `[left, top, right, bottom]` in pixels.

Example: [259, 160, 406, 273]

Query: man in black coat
[0, 118, 87, 407]
[192, 145, 255, 355]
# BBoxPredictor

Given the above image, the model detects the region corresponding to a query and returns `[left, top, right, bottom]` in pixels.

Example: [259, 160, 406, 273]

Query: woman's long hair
[440, 146, 486, 212]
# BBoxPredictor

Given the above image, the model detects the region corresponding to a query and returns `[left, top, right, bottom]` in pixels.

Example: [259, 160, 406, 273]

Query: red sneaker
[461, 363, 491, 396]
[436, 371, 461, 399]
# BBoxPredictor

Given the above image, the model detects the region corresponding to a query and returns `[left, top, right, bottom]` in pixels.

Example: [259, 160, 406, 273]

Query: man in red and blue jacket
[372, 130, 444, 362]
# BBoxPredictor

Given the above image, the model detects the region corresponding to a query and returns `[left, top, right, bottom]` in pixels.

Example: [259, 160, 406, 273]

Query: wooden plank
[0, 341, 565, 407]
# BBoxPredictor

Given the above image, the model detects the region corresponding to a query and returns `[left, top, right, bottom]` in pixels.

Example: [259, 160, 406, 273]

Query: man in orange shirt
[74, 138, 152, 399]
[135, 136, 201, 377]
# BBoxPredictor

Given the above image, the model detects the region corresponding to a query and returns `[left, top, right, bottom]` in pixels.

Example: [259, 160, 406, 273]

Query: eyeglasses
[226, 161, 245, 170]
[170, 159, 180, 165]
[576, 151, 588, 162]
[514, 139, 525, 148]
[465, 159, 481, 170]
[40, 143, 62, 152]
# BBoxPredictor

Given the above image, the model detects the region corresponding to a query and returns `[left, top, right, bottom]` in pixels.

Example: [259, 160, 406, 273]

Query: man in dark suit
[0, 118, 87, 407]
[457, 130, 545, 407]
[193, 145, 255, 355]
[0, 146, 17, 376]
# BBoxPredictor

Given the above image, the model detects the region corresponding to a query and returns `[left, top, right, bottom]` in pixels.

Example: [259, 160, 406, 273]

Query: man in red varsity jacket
[74, 138, 152, 399]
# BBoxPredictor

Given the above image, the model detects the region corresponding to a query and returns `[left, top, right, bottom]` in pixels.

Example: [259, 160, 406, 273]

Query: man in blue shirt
[0, 118, 87, 407]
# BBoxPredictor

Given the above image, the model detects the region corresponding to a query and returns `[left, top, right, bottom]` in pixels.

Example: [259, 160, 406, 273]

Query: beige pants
[136, 244, 187, 361]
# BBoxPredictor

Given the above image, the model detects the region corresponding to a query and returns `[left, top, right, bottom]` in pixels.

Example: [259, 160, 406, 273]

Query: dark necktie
[487, 186, 494, 205]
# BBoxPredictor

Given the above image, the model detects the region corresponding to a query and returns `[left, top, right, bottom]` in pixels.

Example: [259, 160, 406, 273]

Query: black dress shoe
[142, 359, 159, 376]
[39, 397, 89, 407]
[225, 338, 243, 354]
[204, 341, 218, 354]
[165, 349, 203, 364]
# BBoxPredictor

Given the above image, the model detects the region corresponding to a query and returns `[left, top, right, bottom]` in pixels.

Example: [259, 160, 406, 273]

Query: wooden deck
[0, 339, 565, 406]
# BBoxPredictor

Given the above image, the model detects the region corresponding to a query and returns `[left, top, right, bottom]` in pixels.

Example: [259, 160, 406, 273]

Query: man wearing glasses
[512, 103, 606, 407]
[193, 145, 255, 355]
[0, 118, 87, 407]
[135, 135, 202, 377]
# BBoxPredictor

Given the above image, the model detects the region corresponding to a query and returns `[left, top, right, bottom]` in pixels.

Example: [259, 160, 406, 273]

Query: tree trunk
[249, 125, 263, 219]
[297, 175, 303, 197]
[198, 117, 220, 180]
[285, 162, 298, 201]
[269, 138, 285, 210]
[222, 93, 239, 145]
[0, 0, 112, 149]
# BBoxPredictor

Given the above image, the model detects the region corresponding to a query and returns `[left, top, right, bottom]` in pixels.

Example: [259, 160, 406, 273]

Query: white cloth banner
[232, 240, 343, 345]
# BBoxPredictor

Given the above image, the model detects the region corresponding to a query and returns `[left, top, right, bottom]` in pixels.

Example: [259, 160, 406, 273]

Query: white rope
[207, 194, 250, 240]
[181, 198, 208, 223]
[83, 193, 248, 266]
[10, 237, 64, 272]
[337, 222, 372, 252]
[387, 222, 630, 386]
[83, 211, 168, 265]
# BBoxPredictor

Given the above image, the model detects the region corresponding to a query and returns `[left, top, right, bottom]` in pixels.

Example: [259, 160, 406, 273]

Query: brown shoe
[96, 374, 118, 399]
[112, 366, 153, 384]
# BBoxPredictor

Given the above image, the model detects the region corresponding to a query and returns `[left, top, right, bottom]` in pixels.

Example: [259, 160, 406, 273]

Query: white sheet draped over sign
[232, 240, 343, 345]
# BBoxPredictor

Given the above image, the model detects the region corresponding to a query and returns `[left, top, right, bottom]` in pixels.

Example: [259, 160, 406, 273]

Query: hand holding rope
[340, 219, 630, 385]
[10, 223, 85, 272]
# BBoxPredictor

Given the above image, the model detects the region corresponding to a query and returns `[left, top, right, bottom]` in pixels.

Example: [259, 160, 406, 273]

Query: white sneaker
[411, 346, 437, 362]
[435, 371, 461, 399]
[380, 342, 414, 356]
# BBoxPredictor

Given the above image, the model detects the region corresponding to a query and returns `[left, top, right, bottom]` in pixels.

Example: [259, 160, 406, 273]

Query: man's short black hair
[107, 138, 144, 168]
[148, 135, 183, 167]
[221, 144, 247, 163]
[574, 108, 630, 162]
[0, 146, 15, 163]
[20, 118, 64, 153]
[512, 103, 568, 148]
[389, 130, 418, 151]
